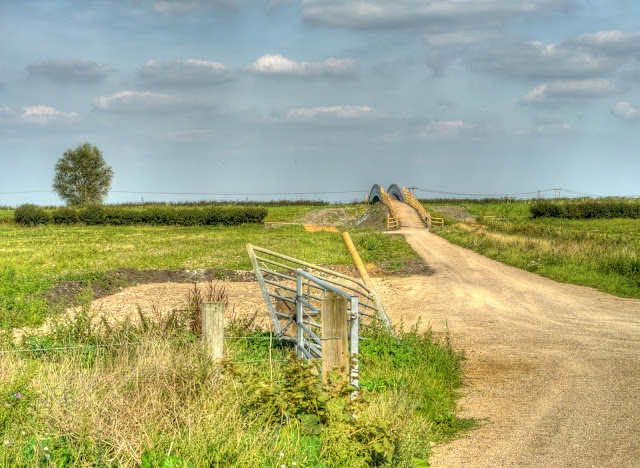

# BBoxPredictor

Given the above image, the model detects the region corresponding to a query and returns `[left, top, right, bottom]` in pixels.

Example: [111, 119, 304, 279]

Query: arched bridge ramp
[367, 184, 443, 230]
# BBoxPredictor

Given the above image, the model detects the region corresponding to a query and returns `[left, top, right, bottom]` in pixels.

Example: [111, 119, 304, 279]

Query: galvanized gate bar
[252, 246, 371, 291]
[246, 243, 396, 390]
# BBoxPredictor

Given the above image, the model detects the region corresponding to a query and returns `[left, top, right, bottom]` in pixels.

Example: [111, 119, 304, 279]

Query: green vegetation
[0, 214, 415, 329]
[422, 199, 640, 298]
[14, 204, 268, 227]
[0, 283, 468, 467]
[53, 143, 113, 206]
[530, 198, 640, 219]
[0, 209, 12, 223]
[0, 201, 469, 466]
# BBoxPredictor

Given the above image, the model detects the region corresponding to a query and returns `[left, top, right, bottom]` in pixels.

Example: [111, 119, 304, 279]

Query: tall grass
[435, 204, 640, 297]
[0, 290, 468, 467]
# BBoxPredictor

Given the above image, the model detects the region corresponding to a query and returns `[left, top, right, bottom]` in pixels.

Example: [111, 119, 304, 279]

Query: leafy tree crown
[53, 143, 114, 206]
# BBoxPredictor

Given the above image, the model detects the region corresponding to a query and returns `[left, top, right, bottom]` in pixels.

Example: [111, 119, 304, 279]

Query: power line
[0, 190, 53, 195]
[562, 189, 601, 197]
[0, 189, 367, 196]
[414, 188, 555, 197]
[110, 190, 368, 196]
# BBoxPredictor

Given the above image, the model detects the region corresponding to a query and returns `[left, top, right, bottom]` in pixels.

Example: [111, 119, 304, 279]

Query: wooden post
[321, 293, 349, 383]
[202, 302, 224, 361]
[276, 298, 297, 338]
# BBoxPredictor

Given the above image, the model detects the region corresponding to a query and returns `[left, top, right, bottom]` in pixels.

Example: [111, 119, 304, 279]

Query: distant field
[0, 203, 369, 224]
[0, 205, 416, 329]
[422, 200, 640, 298]
[263, 203, 368, 222]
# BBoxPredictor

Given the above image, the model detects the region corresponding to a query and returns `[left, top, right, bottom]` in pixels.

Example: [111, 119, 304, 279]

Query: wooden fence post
[202, 302, 224, 361]
[321, 293, 349, 383]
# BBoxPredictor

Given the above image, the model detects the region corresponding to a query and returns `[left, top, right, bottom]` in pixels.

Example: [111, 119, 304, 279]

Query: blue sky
[1, 0, 639, 205]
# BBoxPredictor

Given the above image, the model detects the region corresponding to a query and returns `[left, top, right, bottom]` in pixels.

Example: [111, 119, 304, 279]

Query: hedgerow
[14, 204, 50, 226]
[530, 199, 640, 219]
[17, 205, 268, 226]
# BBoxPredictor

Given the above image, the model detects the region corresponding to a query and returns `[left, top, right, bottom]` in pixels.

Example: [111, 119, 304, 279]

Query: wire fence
[0, 334, 288, 358]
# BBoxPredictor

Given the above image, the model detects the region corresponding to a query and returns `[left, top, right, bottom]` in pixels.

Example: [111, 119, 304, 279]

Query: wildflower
[279, 452, 284, 457]
[3, 440, 8, 445]
[292, 463, 297, 467]
[21, 431, 26, 436]
[45, 454, 50, 459]
[43, 446, 49, 451]
[14, 392, 22, 399]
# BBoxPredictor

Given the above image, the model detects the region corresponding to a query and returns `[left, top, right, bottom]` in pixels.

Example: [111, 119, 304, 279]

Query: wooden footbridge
[367, 184, 444, 230]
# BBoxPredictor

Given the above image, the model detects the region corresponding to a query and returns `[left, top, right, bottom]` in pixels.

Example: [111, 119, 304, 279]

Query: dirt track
[385, 202, 640, 467]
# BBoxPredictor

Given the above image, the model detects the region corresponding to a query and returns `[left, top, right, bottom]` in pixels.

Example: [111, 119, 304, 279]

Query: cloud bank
[27, 59, 111, 83]
[246, 54, 357, 78]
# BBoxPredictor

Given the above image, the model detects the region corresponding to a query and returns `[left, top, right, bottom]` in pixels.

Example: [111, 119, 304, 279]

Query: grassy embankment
[0, 202, 470, 466]
[422, 199, 640, 298]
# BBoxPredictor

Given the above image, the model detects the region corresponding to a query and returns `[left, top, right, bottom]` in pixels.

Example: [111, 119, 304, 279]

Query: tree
[53, 143, 114, 206]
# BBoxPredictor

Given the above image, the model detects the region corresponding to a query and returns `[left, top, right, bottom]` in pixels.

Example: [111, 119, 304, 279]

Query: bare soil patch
[41, 268, 255, 310]
[299, 207, 358, 226]
[432, 205, 475, 221]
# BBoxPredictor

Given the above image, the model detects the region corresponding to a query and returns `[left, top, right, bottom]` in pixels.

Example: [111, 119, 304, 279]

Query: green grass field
[0, 202, 468, 467]
[0, 204, 415, 330]
[423, 201, 640, 298]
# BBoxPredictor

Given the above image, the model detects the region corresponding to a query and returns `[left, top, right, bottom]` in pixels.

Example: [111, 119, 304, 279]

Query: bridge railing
[380, 188, 400, 229]
[403, 188, 444, 230]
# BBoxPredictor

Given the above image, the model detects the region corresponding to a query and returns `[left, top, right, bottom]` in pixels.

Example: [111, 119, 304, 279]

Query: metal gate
[246, 244, 392, 387]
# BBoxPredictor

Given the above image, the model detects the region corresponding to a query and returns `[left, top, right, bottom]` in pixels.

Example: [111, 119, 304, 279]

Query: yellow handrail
[380, 187, 400, 229]
[403, 188, 444, 229]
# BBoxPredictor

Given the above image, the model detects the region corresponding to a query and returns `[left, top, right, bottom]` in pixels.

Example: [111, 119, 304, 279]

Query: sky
[1, 0, 640, 205]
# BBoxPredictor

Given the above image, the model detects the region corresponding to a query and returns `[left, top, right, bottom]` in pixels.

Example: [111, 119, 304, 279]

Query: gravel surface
[389, 206, 640, 467]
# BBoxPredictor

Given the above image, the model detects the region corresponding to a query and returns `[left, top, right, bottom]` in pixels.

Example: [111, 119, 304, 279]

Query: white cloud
[92, 90, 212, 113]
[521, 79, 620, 103]
[165, 128, 218, 141]
[26, 59, 111, 83]
[569, 30, 640, 56]
[471, 40, 622, 80]
[611, 101, 639, 121]
[0, 106, 16, 118]
[469, 30, 640, 81]
[301, 0, 570, 30]
[152, 0, 244, 14]
[420, 120, 476, 138]
[139, 59, 232, 87]
[424, 31, 492, 47]
[20, 105, 78, 123]
[535, 122, 572, 135]
[287, 105, 376, 120]
[245, 54, 357, 78]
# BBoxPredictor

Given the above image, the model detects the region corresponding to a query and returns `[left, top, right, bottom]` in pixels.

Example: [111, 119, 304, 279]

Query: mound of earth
[432, 205, 475, 221]
[354, 203, 391, 229]
[299, 207, 358, 226]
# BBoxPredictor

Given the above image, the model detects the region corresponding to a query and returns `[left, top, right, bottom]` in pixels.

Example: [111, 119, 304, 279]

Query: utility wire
[0, 190, 53, 195]
[414, 188, 555, 197]
[111, 190, 367, 196]
[2, 188, 638, 198]
[0, 189, 367, 196]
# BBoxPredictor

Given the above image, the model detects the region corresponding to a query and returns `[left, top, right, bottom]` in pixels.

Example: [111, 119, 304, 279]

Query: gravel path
[383, 206, 640, 467]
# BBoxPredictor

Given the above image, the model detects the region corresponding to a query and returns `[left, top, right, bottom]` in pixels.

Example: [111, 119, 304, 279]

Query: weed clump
[1, 287, 470, 467]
